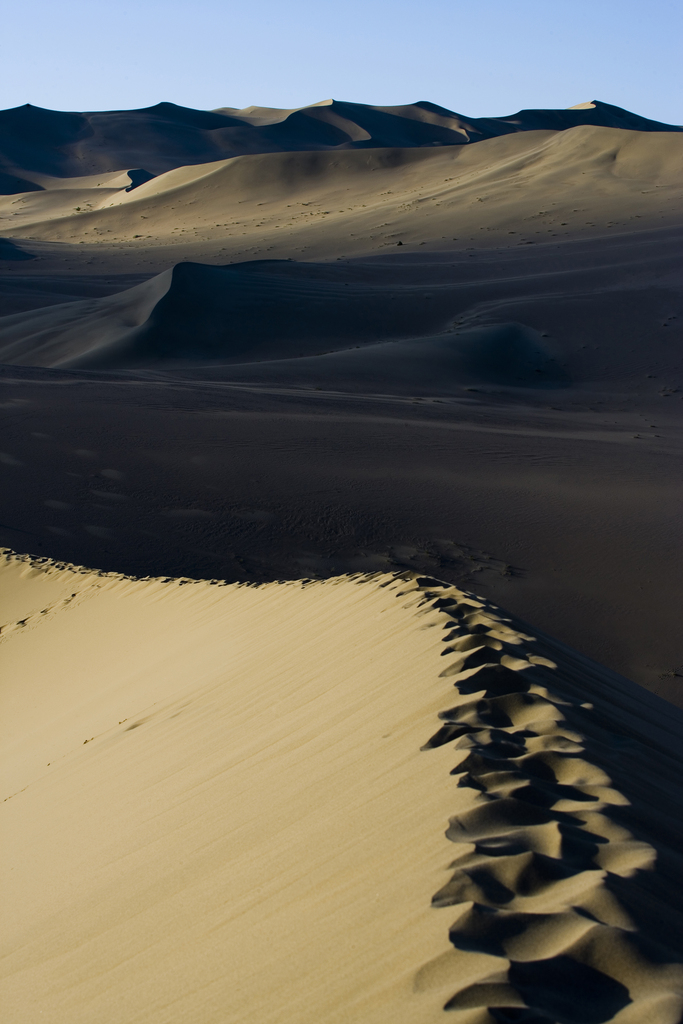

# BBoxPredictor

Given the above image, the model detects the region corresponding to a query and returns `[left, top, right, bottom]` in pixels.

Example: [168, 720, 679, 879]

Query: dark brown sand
[2, 557, 683, 1023]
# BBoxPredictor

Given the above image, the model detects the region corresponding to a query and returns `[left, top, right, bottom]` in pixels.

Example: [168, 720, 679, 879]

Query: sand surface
[1, 97, 682, 1021]
[2, 551, 683, 1023]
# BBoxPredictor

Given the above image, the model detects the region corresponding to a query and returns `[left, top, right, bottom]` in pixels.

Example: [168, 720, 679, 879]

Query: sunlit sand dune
[2, 551, 682, 1023]
[2, 124, 682, 256]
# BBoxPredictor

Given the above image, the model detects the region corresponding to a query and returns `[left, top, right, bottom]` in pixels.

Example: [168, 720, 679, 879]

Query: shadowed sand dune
[0, 98, 680, 185]
[1, 220, 681, 380]
[0, 259, 571, 375]
[2, 551, 682, 1023]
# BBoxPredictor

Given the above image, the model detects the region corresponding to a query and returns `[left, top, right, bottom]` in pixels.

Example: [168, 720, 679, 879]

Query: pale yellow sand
[0, 555, 479, 1023]
[2, 551, 683, 1023]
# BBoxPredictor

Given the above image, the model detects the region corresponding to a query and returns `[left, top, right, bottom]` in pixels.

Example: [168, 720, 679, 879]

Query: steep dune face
[2, 554, 682, 1023]
[0, 270, 172, 367]
[0, 98, 680, 186]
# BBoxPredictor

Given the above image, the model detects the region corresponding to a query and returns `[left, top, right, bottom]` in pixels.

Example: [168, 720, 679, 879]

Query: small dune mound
[445, 323, 570, 387]
[219, 325, 570, 393]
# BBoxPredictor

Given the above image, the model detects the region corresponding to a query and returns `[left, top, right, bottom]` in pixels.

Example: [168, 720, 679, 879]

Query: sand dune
[215, 324, 570, 393]
[1, 98, 680, 186]
[0, 269, 172, 366]
[2, 550, 682, 1023]
[2, 124, 682, 253]
[0, 226, 679, 390]
[0, 223, 681, 696]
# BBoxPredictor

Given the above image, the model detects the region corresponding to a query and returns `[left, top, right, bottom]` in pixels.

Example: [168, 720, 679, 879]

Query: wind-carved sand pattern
[2, 552, 683, 1024]
[410, 577, 683, 1023]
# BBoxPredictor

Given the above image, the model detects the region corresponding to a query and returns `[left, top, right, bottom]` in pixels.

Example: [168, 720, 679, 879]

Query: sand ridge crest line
[0, 546, 395, 658]
[406, 575, 683, 1022]
[0, 546, 388, 587]
[0, 551, 381, 661]
[1, 557, 454, 1024]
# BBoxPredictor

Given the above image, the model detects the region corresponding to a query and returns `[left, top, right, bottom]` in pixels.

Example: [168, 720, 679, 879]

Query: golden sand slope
[2, 127, 682, 260]
[1, 552, 683, 1023]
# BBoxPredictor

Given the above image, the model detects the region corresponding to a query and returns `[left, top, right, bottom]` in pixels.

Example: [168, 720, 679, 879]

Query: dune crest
[0, 97, 680, 186]
[2, 550, 682, 1023]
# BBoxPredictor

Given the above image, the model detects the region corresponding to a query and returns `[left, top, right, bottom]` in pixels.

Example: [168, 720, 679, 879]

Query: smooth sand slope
[2, 550, 683, 1024]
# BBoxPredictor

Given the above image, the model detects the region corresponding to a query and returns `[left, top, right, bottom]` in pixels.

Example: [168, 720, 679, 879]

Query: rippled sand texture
[2, 551, 682, 1023]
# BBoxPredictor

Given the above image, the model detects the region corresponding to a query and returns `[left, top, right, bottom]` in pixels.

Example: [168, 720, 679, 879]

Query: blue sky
[1, 0, 681, 122]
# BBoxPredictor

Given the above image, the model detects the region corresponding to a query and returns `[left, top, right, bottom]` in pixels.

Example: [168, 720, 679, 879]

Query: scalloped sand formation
[2, 550, 682, 1024]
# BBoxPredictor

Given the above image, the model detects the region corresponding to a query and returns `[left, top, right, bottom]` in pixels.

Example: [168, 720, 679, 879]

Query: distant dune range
[0, 98, 680, 185]
[0, 117, 681, 379]
[0, 99, 681, 703]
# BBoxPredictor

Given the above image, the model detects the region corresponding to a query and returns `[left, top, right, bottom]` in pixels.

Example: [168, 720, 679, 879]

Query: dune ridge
[2, 123, 682, 251]
[1, 86, 683, 1024]
[0, 258, 566, 375]
[0, 222, 677, 388]
[1, 98, 680, 185]
[414, 577, 683, 1021]
[2, 550, 682, 1023]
